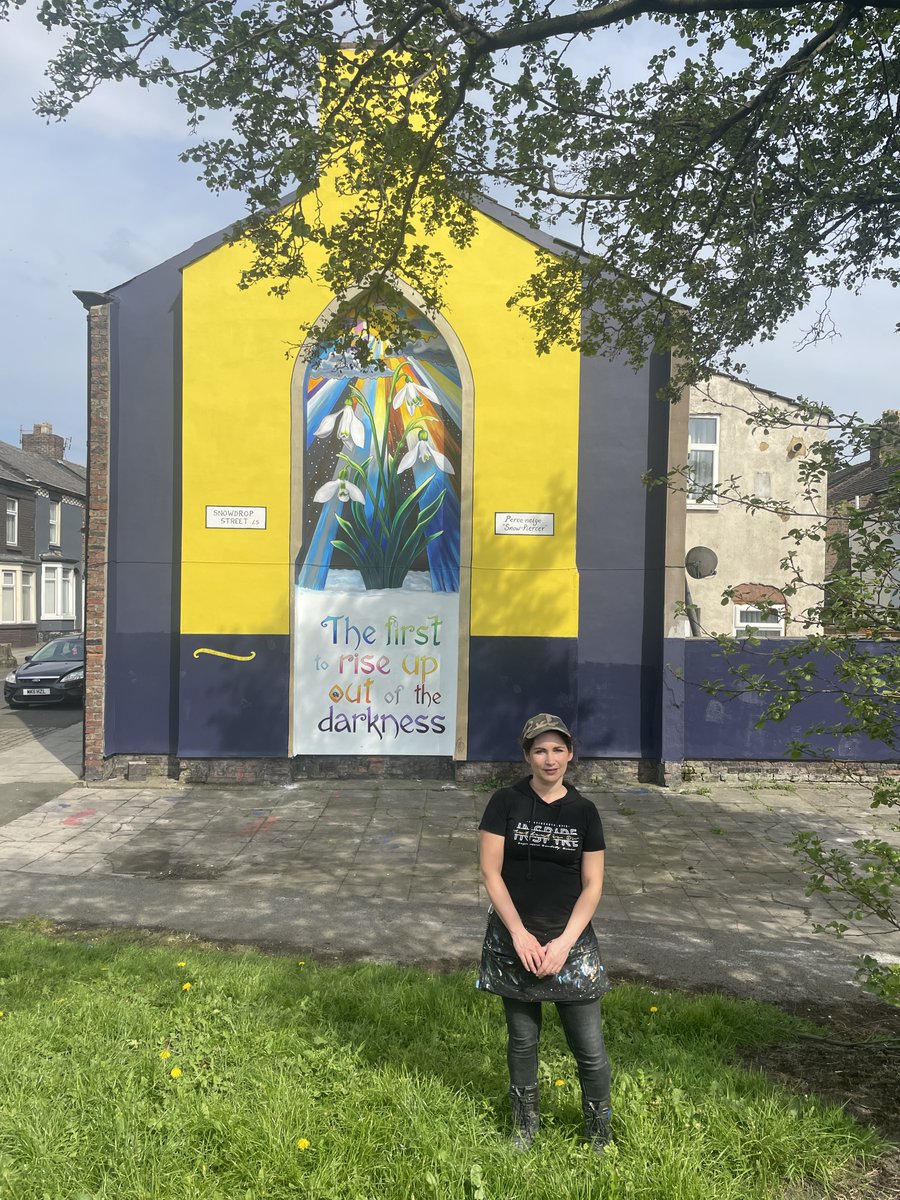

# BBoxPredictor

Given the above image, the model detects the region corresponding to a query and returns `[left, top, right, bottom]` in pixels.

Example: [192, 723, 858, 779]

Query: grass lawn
[0, 922, 883, 1199]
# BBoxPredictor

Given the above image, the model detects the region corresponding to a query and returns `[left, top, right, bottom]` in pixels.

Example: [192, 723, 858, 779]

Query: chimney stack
[21, 422, 66, 461]
[869, 410, 900, 468]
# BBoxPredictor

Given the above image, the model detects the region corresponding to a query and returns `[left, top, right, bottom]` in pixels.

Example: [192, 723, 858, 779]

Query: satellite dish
[685, 546, 718, 579]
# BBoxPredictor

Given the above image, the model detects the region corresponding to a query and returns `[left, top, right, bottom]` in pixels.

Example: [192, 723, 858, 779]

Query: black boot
[509, 1084, 540, 1151]
[582, 1098, 612, 1153]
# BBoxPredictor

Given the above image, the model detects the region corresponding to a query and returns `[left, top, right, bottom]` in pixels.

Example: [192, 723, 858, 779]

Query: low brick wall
[86, 753, 657, 786]
[676, 759, 900, 784]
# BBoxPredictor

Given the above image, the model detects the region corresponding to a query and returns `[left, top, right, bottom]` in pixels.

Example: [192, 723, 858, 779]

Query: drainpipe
[684, 579, 702, 637]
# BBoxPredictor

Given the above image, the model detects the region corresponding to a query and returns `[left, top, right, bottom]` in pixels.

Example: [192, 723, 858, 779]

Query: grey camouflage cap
[520, 713, 572, 744]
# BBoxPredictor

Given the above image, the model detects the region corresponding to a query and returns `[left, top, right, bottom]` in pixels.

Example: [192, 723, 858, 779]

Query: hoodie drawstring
[527, 788, 536, 880]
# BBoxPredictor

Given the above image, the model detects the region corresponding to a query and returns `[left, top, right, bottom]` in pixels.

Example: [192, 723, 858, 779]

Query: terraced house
[0, 424, 85, 648]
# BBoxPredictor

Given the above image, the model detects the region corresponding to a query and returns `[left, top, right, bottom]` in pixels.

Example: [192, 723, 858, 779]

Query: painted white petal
[313, 412, 338, 438]
[416, 384, 440, 406]
[313, 479, 339, 502]
[392, 384, 411, 410]
[431, 448, 455, 475]
[348, 410, 365, 448]
[345, 481, 365, 503]
[397, 447, 418, 473]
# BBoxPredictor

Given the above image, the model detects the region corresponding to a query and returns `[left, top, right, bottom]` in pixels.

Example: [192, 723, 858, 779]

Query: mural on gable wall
[292, 306, 463, 756]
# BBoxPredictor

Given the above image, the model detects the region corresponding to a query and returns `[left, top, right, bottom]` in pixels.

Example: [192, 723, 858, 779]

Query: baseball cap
[521, 713, 572, 743]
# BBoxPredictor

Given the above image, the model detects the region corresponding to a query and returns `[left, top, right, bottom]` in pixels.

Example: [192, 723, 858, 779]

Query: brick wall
[83, 303, 111, 781]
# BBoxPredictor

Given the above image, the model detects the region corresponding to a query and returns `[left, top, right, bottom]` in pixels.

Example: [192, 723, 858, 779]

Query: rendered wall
[684, 376, 826, 637]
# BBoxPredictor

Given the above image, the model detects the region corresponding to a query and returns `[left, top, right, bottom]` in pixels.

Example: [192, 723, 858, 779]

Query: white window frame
[1, 570, 15, 623]
[733, 604, 785, 638]
[0, 566, 36, 625]
[6, 497, 18, 546]
[21, 570, 34, 623]
[48, 499, 60, 547]
[42, 564, 76, 619]
[687, 415, 719, 509]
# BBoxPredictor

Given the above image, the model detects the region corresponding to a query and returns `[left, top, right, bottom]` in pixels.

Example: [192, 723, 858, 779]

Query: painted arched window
[292, 299, 468, 758]
[297, 309, 461, 594]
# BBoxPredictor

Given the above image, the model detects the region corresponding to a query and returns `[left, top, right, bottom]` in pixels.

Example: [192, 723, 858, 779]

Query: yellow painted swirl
[193, 648, 257, 662]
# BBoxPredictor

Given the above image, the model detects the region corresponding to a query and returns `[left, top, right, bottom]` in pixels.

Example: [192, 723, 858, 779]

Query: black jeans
[502, 996, 611, 1106]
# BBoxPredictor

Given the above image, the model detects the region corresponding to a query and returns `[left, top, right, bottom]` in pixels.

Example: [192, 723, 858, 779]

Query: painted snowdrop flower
[397, 429, 454, 475]
[313, 401, 365, 448]
[392, 379, 440, 415]
[313, 468, 365, 505]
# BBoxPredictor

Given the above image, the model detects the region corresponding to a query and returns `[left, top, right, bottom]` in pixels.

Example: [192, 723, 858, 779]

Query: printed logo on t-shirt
[513, 820, 581, 852]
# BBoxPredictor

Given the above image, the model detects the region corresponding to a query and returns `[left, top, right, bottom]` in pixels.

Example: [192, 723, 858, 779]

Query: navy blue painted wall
[177, 634, 290, 758]
[466, 636, 578, 760]
[465, 343, 671, 764]
[677, 638, 900, 761]
[575, 346, 671, 758]
[104, 234, 223, 756]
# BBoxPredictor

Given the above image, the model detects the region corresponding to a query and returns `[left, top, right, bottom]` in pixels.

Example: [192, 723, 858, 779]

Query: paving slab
[0, 766, 897, 1005]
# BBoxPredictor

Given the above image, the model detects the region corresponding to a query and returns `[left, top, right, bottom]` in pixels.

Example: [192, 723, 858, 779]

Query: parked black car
[4, 636, 84, 707]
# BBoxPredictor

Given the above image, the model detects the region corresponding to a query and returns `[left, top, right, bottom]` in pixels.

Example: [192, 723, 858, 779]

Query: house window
[687, 416, 719, 507]
[733, 604, 785, 638]
[42, 564, 75, 619]
[21, 571, 34, 623]
[48, 499, 61, 546]
[1, 571, 15, 622]
[0, 568, 37, 625]
[6, 498, 17, 545]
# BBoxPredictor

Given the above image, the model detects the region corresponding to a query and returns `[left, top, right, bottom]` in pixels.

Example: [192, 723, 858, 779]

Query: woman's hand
[511, 929, 545, 974]
[535, 936, 572, 977]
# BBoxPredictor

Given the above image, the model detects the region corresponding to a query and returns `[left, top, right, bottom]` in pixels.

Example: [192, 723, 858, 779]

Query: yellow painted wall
[180, 200, 580, 638]
[429, 213, 580, 638]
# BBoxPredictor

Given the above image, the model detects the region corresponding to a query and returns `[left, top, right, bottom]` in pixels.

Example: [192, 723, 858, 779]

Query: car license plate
[22, 688, 51, 696]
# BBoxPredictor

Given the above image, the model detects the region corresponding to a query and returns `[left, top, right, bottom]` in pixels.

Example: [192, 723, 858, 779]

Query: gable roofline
[0, 442, 86, 499]
[98, 188, 594, 299]
[0, 457, 33, 489]
[700, 369, 815, 413]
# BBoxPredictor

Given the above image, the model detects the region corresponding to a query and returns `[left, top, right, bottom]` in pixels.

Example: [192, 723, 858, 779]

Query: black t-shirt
[479, 777, 606, 940]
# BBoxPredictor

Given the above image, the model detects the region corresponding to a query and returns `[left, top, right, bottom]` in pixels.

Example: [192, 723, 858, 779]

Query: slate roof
[829, 457, 900, 504]
[0, 442, 86, 498]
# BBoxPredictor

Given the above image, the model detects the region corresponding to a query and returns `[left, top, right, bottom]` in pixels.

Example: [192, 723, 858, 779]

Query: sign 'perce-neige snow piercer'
[494, 512, 555, 536]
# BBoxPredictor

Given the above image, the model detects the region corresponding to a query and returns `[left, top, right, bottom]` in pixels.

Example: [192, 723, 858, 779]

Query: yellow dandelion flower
[554, 1079, 565, 1087]
[296, 1138, 310, 1151]
[159, 1049, 172, 1060]
[297, 961, 305, 967]
[177, 961, 186, 968]
[0, 1010, 4, 1018]
[182, 982, 192, 991]
[169, 1067, 182, 1078]
[649, 1006, 658, 1013]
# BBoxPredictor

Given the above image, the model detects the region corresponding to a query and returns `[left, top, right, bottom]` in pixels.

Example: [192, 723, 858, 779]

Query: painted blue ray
[405, 457, 460, 593]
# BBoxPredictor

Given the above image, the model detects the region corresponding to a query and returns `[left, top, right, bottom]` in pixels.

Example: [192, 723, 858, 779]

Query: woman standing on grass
[476, 713, 611, 1153]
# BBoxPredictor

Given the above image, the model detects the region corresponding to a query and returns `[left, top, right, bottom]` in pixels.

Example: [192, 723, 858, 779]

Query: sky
[1, 14, 897, 468]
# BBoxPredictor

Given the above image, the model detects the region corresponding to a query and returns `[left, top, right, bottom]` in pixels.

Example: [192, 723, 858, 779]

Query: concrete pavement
[0, 716, 897, 1007]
